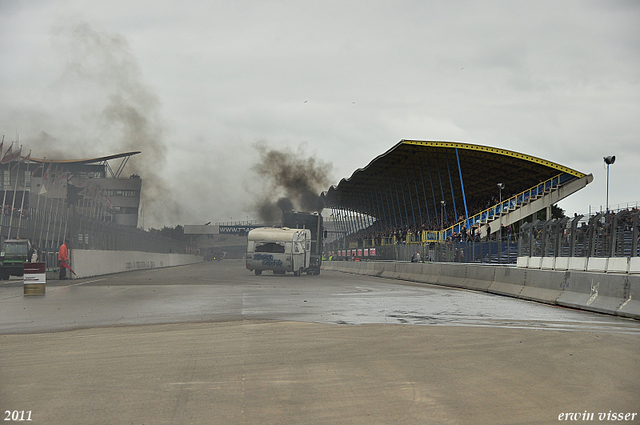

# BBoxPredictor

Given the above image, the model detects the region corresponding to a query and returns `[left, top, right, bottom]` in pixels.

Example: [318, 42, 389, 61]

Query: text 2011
[4, 411, 32, 421]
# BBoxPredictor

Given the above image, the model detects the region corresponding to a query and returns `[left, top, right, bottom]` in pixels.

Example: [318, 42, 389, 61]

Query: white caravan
[246, 227, 311, 276]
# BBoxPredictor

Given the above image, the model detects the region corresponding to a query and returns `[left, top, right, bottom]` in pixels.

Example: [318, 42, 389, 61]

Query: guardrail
[329, 240, 517, 264]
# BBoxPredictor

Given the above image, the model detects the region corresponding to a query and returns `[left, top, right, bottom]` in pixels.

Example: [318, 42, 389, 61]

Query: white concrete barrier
[586, 257, 608, 273]
[568, 257, 588, 271]
[516, 257, 529, 268]
[528, 257, 542, 269]
[70, 249, 202, 279]
[607, 257, 629, 274]
[630, 258, 640, 274]
[554, 257, 570, 271]
[540, 257, 555, 270]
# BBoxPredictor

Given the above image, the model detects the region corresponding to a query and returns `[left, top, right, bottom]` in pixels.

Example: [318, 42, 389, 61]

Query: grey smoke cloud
[251, 142, 332, 223]
[22, 21, 178, 228]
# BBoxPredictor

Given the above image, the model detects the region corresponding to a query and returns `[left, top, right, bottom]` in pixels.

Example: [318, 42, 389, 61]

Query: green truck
[0, 239, 34, 280]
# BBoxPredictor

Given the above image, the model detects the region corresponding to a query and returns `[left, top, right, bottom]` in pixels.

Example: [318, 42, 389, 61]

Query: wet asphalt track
[1, 259, 639, 335]
[1, 260, 639, 425]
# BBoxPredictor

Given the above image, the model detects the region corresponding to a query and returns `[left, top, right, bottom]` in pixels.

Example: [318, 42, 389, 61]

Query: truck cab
[0, 239, 33, 280]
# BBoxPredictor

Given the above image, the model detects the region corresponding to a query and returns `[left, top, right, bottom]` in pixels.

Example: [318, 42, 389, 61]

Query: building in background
[1, 151, 142, 228]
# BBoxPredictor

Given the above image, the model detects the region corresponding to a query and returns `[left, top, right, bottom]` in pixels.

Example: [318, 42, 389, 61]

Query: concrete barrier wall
[70, 249, 203, 278]
[463, 265, 495, 292]
[558, 271, 630, 316]
[518, 268, 567, 304]
[519, 256, 638, 274]
[322, 260, 639, 320]
[489, 267, 527, 299]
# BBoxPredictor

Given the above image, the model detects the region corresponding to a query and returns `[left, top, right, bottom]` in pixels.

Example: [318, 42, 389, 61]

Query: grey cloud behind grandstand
[0, 1, 638, 228]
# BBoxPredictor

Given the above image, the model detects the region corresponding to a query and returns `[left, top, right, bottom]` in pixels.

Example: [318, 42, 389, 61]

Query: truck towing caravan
[246, 227, 311, 276]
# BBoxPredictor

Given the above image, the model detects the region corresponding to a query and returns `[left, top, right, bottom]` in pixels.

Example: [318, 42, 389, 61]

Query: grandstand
[321, 140, 593, 256]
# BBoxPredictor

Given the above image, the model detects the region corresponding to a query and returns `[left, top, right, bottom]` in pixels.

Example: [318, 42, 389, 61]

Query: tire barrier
[323, 260, 640, 319]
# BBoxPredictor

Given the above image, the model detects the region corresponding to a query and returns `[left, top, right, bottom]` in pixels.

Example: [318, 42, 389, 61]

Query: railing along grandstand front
[441, 172, 573, 242]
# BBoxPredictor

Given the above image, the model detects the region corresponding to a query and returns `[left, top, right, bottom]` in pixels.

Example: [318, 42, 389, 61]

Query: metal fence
[2, 196, 195, 272]
[330, 240, 518, 264]
[326, 207, 640, 263]
[518, 209, 639, 258]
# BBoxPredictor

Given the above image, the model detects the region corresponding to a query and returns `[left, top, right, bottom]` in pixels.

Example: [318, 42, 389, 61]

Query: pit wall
[322, 259, 640, 320]
[69, 250, 203, 279]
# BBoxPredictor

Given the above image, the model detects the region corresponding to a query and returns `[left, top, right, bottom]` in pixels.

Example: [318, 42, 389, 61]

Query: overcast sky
[1, 0, 638, 229]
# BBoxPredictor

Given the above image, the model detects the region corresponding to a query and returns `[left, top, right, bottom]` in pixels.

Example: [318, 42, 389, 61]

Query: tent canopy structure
[321, 140, 588, 232]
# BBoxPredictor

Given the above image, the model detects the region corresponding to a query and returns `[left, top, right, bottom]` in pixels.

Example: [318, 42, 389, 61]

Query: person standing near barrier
[30, 244, 39, 263]
[58, 240, 69, 280]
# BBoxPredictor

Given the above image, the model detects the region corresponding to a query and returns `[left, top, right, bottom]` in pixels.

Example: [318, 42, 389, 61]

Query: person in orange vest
[58, 240, 69, 280]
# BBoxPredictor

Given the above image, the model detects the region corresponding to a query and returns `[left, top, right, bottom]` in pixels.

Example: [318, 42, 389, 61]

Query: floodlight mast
[497, 182, 505, 203]
[604, 156, 615, 212]
[497, 183, 505, 242]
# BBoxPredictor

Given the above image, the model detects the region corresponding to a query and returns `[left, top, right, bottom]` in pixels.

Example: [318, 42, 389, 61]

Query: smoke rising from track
[22, 21, 179, 227]
[252, 143, 332, 224]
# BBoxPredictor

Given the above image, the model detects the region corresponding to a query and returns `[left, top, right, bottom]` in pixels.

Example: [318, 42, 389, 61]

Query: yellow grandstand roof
[322, 140, 587, 222]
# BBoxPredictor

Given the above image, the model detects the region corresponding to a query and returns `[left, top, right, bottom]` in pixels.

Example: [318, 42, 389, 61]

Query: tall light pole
[604, 156, 615, 212]
[440, 200, 446, 230]
[497, 183, 505, 242]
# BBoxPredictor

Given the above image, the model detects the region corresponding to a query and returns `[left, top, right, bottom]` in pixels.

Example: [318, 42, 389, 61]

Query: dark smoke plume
[252, 143, 332, 223]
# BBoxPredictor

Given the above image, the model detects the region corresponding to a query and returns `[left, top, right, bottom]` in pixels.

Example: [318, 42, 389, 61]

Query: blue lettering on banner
[253, 253, 283, 267]
[219, 225, 261, 234]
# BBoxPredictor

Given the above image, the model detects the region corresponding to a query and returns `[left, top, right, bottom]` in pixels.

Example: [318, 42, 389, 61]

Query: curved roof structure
[29, 151, 141, 165]
[26, 151, 141, 179]
[322, 140, 587, 230]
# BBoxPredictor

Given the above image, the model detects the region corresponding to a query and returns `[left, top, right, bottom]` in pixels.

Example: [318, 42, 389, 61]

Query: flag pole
[32, 158, 45, 242]
[16, 150, 31, 239]
[43, 163, 55, 256]
[7, 145, 23, 239]
[52, 167, 65, 254]
[1, 141, 14, 226]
